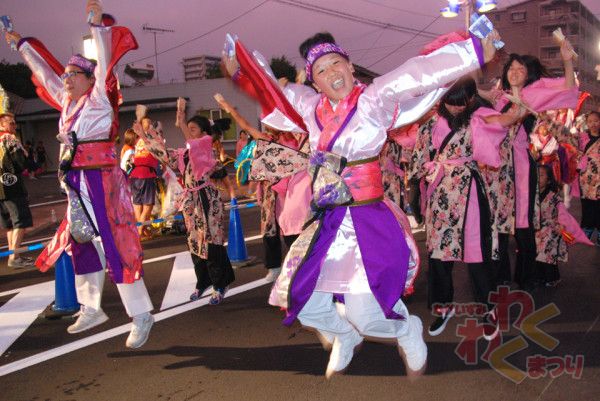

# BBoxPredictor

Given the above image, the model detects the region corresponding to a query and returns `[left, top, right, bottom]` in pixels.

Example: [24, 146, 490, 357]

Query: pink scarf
[315, 84, 365, 152]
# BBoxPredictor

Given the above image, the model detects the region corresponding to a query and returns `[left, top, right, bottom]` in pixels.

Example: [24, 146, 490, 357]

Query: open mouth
[331, 78, 344, 90]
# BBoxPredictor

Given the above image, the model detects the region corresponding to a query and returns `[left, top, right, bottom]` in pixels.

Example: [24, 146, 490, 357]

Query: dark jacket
[0, 132, 28, 200]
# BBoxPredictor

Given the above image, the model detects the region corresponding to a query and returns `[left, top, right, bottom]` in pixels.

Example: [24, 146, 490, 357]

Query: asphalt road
[0, 177, 598, 401]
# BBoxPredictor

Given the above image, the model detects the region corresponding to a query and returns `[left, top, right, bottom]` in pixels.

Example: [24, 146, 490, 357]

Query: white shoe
[315, 330, 335, 351]
[397, 315, 427, 379]
[126, 313, 154, 349]
[264, 267, 281, 283]
[67, 307, 109, 334]
[325, 329, 363, 379]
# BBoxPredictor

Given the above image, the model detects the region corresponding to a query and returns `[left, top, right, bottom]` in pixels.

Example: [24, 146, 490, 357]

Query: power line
[272, 0, 440, 39]
[366, 15, 442, 68]
[283, 38, 432, 64]
[356, 26, 392, 63]
[126, 0, 269, 65]
[356, 0, 439, 18]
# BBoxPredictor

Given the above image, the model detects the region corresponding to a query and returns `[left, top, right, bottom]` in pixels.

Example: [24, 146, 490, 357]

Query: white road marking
[29, 199, 67, 208]
[0, 278, 269, 377]
[0, 288, 21, 298]
[0, 281, 55, 357]
[0, 236, 54, 250]
[0, 233, 264, 365]
[156, 233, 263, 310]
[159, 253, 197, 311]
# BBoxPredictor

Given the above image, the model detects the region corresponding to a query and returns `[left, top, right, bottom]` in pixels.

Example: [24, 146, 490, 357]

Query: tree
[270, 55, 296, 83]
[0, 61, 36, 98]
[205, 61, 224, 79]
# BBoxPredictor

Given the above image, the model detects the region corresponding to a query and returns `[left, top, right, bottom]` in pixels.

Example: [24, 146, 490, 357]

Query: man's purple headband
[305, 42, 349, 82]
[67, 54, 96, 74]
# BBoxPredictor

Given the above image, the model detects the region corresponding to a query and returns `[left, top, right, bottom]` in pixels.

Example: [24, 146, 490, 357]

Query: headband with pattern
[305, 42, 349, 82]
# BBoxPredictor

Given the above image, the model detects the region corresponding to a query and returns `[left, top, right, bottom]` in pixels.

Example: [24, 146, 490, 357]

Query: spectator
[23, 140, 39, 179]
[120, 128, 136, 173]
[235, 129, 249, 157]
[0, 113, 34, 268]
[35, 141, 48, 174]
[130, 119, 159, 239]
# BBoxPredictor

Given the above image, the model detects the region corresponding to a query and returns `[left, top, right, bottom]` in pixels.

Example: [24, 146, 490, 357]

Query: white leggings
[74, 235, 153, 317]
[75, 270, 153, 317]
[297, 291, 410, 340]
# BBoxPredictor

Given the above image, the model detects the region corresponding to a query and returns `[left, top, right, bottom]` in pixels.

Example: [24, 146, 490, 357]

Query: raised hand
[214, 93, 232, 113]
[221, 51, 240, 77]
[560, 39, 576, 62]
[4, 30, 21, 47]
[86, 0, 103, 25]
[481, 29, 501, 64]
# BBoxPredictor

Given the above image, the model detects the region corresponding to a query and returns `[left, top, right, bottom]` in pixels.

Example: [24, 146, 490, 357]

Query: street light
[82, 34, 97, 61]
[440, 0, 498, 30]
[440, 2, 460, 18]
[476, 0, 498, 13]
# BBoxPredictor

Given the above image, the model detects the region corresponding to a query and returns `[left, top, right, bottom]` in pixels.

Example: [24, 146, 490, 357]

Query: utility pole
[142, 24, 175, 85]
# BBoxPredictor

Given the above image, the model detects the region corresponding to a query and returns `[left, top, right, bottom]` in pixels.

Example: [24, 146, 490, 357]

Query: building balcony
[539, 57, 564, 69]
[539, 12, 576, 23]
[539, 34, 579, 48]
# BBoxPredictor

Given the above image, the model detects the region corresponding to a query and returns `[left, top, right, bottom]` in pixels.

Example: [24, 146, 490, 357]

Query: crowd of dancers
[2, 0, 598, 379]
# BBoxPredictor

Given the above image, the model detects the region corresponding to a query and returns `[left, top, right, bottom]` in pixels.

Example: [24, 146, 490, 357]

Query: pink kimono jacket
[410, 108, 507, 263]
[536, 189, 593, 264]
[489, 78, 578, 233]
[577, 132, 600, 200]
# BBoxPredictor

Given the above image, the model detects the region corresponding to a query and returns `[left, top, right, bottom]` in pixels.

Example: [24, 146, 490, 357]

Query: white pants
[75, 270, 153, 317]
[297, 291, 410, 340]
[73, 211, 153, 318]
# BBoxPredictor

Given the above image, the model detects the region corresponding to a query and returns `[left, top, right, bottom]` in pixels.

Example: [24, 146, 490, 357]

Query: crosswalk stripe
[0, 278, 268, 377]
[159, 253, 197, 311]
[0, 281, 55, 357]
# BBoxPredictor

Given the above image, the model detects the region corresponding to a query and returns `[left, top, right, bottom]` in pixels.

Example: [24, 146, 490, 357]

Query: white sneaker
[397, 315, 427, 379]
[325, 329, 363, 379]
[264, 267, 281, 283]
[315, 330, 335, 351]
[126, 313, 154, 349]
[67, 308, 109, 334]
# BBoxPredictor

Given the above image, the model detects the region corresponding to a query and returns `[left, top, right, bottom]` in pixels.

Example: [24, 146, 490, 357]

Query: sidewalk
[0, 173, 257, 249]
[0, 174, 65, 248]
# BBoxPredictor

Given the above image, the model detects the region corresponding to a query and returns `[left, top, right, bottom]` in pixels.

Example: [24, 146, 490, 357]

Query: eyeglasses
[60, 71, 87, 80]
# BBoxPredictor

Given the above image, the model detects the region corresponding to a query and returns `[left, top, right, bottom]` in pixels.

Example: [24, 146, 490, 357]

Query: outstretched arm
[175, 109, 194, 141]
[214, 93, 270, 141]
[370, 33, 500, 129]
[560, 39, 576, 89]
[483, 103, 527, 127]
[87, 0, 111, 95]
[10, 29, 65, 108]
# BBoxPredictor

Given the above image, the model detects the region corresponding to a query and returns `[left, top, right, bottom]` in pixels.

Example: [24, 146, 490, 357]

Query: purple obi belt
[309, 151, 384, 219]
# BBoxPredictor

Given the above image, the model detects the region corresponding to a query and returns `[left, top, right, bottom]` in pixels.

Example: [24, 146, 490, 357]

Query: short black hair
[187, 115, 211, 134]
[438, 76, 492, 131]
[501, 53, 549, 91]
[299, 32, 336, 59]
[587, 110, 600, 121]
[538, 164, 559, 193]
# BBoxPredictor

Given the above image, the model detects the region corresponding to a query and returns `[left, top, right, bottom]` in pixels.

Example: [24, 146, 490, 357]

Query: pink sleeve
[578, 132, 589, 150]
[470, 107, 508, 168]
[521, 77, 579, 112]
[402, 125, 419, 147]
[558, 203, 594, 246]
[366, 38, 481, 129]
